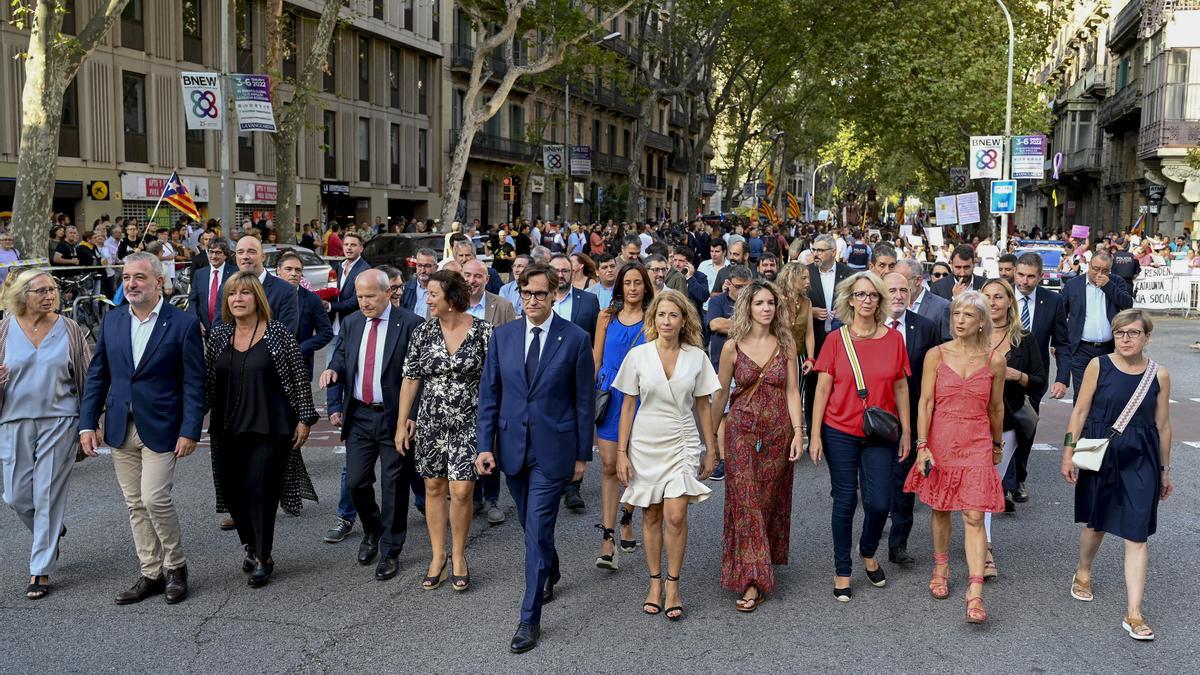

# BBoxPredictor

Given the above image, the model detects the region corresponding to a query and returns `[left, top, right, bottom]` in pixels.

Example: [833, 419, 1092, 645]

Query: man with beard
[399, 248, 437, 319]
[757, 252, 779, 282]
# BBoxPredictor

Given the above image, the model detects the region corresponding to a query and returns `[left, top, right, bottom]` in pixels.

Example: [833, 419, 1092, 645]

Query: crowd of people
[0, 210, 1179, 652]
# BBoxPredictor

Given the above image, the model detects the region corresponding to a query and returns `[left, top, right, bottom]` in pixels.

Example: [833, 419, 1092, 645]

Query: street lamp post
[812, 161, 832, 219]
[996, 0, 1014, 251]
[563, 32, 621, 225]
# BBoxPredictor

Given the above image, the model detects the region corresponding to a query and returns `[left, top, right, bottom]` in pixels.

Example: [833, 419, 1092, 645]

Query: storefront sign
[234, 180, 299, 205]
[321, 181, 350, 197]
[121, 173, 210, 201]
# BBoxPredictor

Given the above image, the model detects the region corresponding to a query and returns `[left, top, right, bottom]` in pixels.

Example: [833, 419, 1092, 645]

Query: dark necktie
[362, 318, 380, 403]
[1021, 296, 1032, 331]
[526, 326, 542, 383]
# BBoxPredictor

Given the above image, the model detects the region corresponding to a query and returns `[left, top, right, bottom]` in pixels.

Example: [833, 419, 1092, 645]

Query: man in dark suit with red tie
[187, 238, 235, 334]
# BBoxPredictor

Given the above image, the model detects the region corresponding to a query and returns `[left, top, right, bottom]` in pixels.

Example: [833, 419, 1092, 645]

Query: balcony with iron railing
[1061, 146, 1102, 175]
[448, 128, 538, 164]
[645, 130, 674, 152]
[668, 109, 686, 128]
[668, 153, 689, 173]
[1098, 78, 1142, 130]
[449, 42, 527, 78]
[593, 152, 632, 174]
[1108, 0, 1142, 50]
[1139, 118, 1200, 158]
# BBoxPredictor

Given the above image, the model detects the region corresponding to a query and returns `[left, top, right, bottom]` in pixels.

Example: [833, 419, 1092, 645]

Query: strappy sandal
[664, 573, 684, 621]
[965, 576, 987, 624]
[619, 509, 638, 552]
[421, 559, 448, 591]
[450, 563, 470, 592]
[1122, 615, 1155, 641]
[929, 552, 950, 600]
[26, 575, 50, 600]
[735, 587, 767, 613]
[595, 525, 619, 571]
[642, 572, 663, 615]
[983, 548, 997, 580]
[1070, 574, 1093, 602]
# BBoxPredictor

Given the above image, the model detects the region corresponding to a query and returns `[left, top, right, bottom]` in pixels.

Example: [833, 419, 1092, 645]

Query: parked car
[362, 233, 492, 279]
[264, 244, 335, 289]
[1014, 239, 1066, 291]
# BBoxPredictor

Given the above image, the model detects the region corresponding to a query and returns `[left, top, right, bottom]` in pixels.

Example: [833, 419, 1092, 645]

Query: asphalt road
[2, 318, 1199, 673]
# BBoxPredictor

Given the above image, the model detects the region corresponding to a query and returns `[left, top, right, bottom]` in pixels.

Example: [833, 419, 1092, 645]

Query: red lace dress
[904, 362, 1005, 513]
[720, 348, 795, 594]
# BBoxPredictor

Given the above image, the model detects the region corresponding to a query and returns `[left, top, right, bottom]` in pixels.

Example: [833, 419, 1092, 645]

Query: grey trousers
[0, 417, 79, 576]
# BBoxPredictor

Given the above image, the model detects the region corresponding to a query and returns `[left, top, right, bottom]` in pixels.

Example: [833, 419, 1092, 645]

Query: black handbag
[1012, 396, 1039, 441]
[839, 327, 902, 446]
[595, 387, 611, 424]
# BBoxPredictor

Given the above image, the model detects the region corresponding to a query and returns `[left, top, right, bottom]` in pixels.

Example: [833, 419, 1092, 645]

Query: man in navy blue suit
[327, 232, 371, 333]
[276, 250, 333, 378]
[398, 248, 437, 318]
[546, 253, 599, 511]
[233, 235, 298, 332]
[80, 252, 205, 606]
[1060, 250, 1133, 398]
[881, 272, 941, 566]
[187, 238, 235, 334]
[476, 264, 594, 654]
[1006, 253, 1071, 501]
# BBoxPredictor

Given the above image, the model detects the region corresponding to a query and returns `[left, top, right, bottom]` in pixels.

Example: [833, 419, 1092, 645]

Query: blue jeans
[822, 425, 895, 577]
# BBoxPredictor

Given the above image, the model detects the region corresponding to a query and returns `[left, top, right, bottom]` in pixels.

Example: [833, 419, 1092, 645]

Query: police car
[1014, 239, 1066, 290]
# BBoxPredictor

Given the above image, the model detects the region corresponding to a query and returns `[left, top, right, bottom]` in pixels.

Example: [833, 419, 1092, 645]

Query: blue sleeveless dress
[596, 316, 646, 442]
[1074, 356, 1161, 542]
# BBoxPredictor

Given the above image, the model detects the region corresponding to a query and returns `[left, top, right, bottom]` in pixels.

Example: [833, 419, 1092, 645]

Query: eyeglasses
[1090, 266, 1112, 275]
[388, 284, 404, 294]
[26, 286, 59, 297]
[1113, 329, 1144, 340]
[851, 291, 882, 302]
[414, 263, 436, 270]
[931, 272, 947, 279]
[519, 290, 551, 301]
[812, 247, 832, 254]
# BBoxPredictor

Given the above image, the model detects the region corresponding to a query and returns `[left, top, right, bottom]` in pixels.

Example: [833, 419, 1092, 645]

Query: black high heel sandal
[422, 559, 449, 590]
[619, 509, 638, 552]
[595, 525, 618, 571]
[642, 572, 663, 615]
[664, 574, 684, 621]
[451, 561, 470, 592]
[26, 576, 50, 600]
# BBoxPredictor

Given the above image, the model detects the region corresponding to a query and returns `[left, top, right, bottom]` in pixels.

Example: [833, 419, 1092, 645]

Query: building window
[483, 98, 501, 137]
[452, 89, 465, 130]
[282, 11, 297, 79]
[185, 129, 205, 168]
[122, 71, 147, 163]
[121, 0, 144, 51]
[1165, 48, 1200, 120]
[608, 124, 617, 156]
[323, 110, 337, 178]
[373, 0, 383, 20]
[592, 119, 601, 151]
[417, 56, 429, 115]
[235, 0, 253, 71]
[390, 124, 401, 184]
[405, 0, 414, 31]
[535, 102, 545, 138]
[551, 111, 559, 143]
[238, 131, 255, 172]
[182, 0, 203, 63]
[389, 46, 401, 108]
[418, 128, 428, 187]
[431, 2, 440, 40]
[324, 39, 336, 93]
[358, 117, 371, 182]
[61, 0, 76, 34]
[358, 36, 371, 102]
[623, 129, 630, 157]
[510, 104, 525, 140]
[60, 79, 79, 157]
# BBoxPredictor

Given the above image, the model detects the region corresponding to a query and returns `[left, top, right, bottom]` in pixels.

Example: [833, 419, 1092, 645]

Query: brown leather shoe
[115, 575, 165, 605]
[164, 565, 188, 604]
[220, 517, 237, 531]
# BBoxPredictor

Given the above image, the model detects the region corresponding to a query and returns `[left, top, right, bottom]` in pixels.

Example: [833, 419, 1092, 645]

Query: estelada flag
[162, 170, 201, 221]
[785, 192, 801, 220]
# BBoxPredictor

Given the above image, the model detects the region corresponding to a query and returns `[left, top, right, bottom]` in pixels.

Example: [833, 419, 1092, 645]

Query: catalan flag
[785, 192, 801, 220]
[757, 199, 779, 224]
[765, 170, 776, 201]
[1131, 212, 1146, 236]
[161, 170, 201, 221]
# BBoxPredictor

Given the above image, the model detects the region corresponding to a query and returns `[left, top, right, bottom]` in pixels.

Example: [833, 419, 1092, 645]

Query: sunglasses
[931, 272, 947, 279]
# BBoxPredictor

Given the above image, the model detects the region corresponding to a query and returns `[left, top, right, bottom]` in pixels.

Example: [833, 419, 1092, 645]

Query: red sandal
[929, 552, 950, 600]
[965, 575, 987, 623]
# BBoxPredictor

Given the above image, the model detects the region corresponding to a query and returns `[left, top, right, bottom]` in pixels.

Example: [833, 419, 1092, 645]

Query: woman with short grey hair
[0, 269, 92, 599]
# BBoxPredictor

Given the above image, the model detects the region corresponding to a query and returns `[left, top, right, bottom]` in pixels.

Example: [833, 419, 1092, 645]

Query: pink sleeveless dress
[904, 362, 1005, 513]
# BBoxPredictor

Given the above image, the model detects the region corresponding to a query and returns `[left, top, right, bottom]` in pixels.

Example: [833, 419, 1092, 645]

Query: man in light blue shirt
[586, 253, 619, 310]
[1061, 250, 1133, 396]
[498, 254, 530, 315]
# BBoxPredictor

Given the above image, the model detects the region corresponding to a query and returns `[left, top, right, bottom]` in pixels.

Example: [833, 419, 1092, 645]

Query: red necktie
[361, 318, 380, 403]
[208, 268, 219, 320]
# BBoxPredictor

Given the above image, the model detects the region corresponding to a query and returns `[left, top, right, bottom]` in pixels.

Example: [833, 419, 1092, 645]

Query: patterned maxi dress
[720, 348, 795, 594]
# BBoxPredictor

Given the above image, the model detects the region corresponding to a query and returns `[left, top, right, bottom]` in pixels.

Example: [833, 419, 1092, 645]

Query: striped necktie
[1021, 296, 1031, 331]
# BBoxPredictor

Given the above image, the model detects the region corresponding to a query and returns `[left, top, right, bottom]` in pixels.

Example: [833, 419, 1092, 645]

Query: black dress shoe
[115, 575, 165, 605]
[1013, 483, 1029, 503]
[248, 559, 274, 588]
[563, 489, 585, 512]
[1004, 494, 1016, 513]
[357, 532, 380, 566]
[509, 623, 541, 654]
[242, 546, 256, 573]
[542, 567, 561, 603]
[888, 547, 915, 565]
[164, 565, 188, 604]
[375, 555, 400, 580]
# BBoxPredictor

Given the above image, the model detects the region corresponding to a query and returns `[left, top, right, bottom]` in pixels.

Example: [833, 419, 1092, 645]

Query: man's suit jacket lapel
[1033, 287, 1051, 340]
[382, 311, 406, 367]
[530, 315, 566, 391]
[112, 306, 136, 375]
[808, 264, 825, 307]
[568, 288, 581, 325]
[133, 305, 170, 377]
[905, 310, 919, 354]
[343, 315, 364, 385]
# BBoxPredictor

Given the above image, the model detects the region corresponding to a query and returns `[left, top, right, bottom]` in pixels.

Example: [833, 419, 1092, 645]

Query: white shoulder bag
[1072, 360, 1158, 472]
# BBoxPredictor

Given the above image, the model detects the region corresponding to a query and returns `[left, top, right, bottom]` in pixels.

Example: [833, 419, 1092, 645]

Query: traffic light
[502, 176, 515, 202]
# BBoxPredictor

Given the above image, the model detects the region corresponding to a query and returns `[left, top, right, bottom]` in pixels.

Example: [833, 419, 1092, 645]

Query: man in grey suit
[899, 259, 951, 342]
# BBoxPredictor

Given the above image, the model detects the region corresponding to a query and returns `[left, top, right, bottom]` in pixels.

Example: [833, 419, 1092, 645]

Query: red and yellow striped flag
[765, 170, 777, 201]
[785, 192, 801, 220]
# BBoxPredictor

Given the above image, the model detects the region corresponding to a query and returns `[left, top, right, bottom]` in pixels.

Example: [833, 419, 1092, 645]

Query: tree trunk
[625, 94, 656, 221]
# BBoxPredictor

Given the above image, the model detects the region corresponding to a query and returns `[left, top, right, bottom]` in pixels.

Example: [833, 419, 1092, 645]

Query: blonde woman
[904, 290, 1005, 623]
[777, 263, 816, 373]
[712, 280, 804, 612]
[809, 271, 910, 601]
[614, 289, 720, 620]
[0, 270, 91, 599]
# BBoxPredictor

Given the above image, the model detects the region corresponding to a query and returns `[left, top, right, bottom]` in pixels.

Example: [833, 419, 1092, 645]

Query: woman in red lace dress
[905, 290, 1006, 624]
[712, 280, 805, 612]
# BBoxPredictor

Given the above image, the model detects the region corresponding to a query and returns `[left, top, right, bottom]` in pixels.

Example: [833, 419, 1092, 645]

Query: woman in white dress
[614, 289, 720, 621]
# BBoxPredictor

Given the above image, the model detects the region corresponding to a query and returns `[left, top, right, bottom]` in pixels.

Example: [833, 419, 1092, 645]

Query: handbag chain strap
[839, 326, 869, 401]
[1110, 360, 1158, 437]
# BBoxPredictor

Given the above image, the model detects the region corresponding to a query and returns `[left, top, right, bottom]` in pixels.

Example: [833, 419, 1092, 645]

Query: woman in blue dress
[593, 263, 654, 570]
[1062, 309, 1173, 642]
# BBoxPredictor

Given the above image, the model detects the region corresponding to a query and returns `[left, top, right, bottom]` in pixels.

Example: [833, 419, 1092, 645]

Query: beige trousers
[110, 422, 186, 578]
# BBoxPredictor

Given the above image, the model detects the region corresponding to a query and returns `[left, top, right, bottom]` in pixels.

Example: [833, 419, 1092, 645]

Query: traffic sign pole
[996, 0, 1015, 251]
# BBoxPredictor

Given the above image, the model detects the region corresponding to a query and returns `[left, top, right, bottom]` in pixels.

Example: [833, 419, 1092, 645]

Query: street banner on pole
[231, 74, 276, 132]
[956, 191, 981, 225]
[969, 136, 1003, 179]
[180, 72, 222, 130]
[949, 167, 969, 191]
[570, 146, 592, 177]
[934, 195, 958, 225]
[1011, 135, 1046, 179]
[543, 145, 566, 175]
[990, 180, 1017, 214]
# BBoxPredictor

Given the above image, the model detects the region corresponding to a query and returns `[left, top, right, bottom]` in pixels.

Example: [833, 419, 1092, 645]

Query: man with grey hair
[897, 258, 950, 342]
[453, 239, 503, 293]
[529, 245, 553, 265]
[804, 232, 851, 431]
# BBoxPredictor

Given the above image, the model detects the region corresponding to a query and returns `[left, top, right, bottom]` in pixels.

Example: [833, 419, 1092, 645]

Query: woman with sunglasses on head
[808, 271, 911, 602]
[1062, 309, 1172, 641]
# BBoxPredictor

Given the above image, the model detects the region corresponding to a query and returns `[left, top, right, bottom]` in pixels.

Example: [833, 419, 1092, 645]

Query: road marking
[1184, 442, 1200, 449]
[1191, 399, 1200, 404]
[1033, 443, 1057, 451]
[333, 446, 345, 455]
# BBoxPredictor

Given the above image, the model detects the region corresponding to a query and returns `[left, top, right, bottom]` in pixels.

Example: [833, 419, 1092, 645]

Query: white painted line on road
[1191, 398, 1200, 404]
[1184, 442, 1200, 449]
[1033, 443, 1057, 451]
[333, 446, 345, 454]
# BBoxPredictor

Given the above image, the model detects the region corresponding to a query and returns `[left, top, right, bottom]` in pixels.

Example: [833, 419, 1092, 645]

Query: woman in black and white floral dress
[397, 270, 492, 592]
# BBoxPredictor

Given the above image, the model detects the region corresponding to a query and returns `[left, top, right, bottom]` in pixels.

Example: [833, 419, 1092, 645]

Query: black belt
[1080, 340, 1113, 349]
[353, 399, 386, 412]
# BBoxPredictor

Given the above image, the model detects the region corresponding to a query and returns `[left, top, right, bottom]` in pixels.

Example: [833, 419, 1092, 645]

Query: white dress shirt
[910, 287, 926, 316]
[820, 266, 836, 331]
[131, 296, 164, 369]
[886, 314, 907, 344]
[353, 306, 390, 403]
[525, 314, 552, 362]
[1082, 281, 1112, 342]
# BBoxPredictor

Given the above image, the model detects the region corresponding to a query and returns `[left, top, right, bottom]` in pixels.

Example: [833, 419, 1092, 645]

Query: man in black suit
[882, 272, 940, 565]
[930, 244, 986, 300]
[277, 250, 333, 378]
[398, 248, 437, 319]
[234, 235, 298, 332]
[804, 232, 852, 432]
[1060, 250, 1133, 397]
[320, 270, 424, 581]
[1006, 252, 1071, 502]
[327, 232, 371, 333]
[187, 237, 235, 334]
[898, 258, 951, 342]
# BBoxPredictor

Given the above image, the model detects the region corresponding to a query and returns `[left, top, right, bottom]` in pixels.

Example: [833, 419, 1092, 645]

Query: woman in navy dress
[1062, 309, 1173, 642]
[593, 263, 653, 569]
